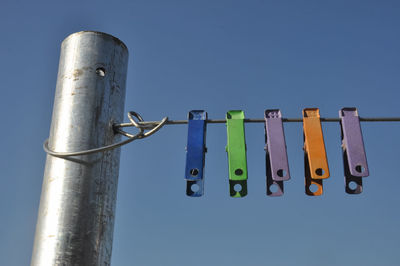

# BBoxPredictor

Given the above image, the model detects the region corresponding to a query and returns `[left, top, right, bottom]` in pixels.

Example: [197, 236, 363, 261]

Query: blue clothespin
[185, 110, 207, 197]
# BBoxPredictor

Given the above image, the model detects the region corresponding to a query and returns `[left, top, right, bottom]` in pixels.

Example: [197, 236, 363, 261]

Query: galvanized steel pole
[31, 31, 128, 265]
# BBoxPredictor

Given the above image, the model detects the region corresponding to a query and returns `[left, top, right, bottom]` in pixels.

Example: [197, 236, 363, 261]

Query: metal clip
[264, 110, 290, 196]
[226, 110, 248, 197]
[302, 108, 330, 196]
[185, 110, 207, 197]
[340, 108, 369, 194]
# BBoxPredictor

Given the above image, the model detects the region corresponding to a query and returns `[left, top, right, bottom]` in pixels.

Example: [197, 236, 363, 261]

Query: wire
[44, 111, 400, 158]
[44, 113, 168, 158]
[117, 117, 400, 127]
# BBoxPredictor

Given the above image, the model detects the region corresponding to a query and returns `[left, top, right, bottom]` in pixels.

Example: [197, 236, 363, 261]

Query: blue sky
[1, 0, 400, 265]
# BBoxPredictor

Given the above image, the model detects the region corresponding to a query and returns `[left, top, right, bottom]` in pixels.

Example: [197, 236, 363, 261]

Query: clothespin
[302, 108, 330, 196]
[339, 108, 369, 194]
[185, 110, 207, 197]
[226, 110, 248, 197]
[264, 109, 290, 196]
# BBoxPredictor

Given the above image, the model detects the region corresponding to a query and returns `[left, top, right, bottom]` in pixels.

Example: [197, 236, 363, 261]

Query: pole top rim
[62, 31, 128, 51]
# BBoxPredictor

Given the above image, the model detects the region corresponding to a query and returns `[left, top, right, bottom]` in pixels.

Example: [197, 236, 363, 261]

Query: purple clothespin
[264, 110, 290, 196]
[340, 108, 369, 194]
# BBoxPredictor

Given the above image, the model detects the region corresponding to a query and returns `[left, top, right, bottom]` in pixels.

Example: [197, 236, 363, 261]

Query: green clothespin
[226, 110, 248, 197]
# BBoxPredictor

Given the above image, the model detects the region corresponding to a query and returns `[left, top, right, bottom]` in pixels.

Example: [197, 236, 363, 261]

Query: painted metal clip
[302, 108, 330, 196]
[185, 110, 207, 197]
[264, 110, 290, 196]
[340, 107, 369, 194]
[226, 110, 248, 197]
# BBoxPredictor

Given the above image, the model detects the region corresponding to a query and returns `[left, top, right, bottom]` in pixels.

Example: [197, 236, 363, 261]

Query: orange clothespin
[302, 108, 330, 196]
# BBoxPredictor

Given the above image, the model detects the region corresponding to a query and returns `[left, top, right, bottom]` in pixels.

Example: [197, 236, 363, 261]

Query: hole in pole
[96, 67, 106, 77]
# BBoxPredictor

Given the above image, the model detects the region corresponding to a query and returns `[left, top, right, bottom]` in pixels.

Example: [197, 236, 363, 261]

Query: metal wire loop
[43, 112, 169, 158]
[116, 111, 145, 138]
[128, 111, 145, 130]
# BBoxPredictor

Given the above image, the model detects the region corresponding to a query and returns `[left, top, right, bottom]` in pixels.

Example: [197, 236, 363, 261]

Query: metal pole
[31, 31, 128, 265]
